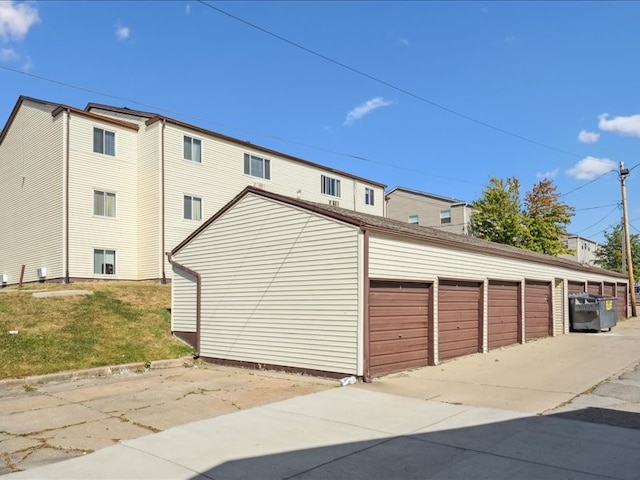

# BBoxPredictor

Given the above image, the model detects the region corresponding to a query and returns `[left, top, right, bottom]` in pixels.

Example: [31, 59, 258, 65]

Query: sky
[1, 1, 639, 243]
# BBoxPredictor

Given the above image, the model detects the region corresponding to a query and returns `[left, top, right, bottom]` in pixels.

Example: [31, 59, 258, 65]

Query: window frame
[364, 187, 375, 206]
[243, 153, 271, 180]
[183, 135, 202, 163]
[321, 175, 341, 197]
[93, 190, 116, 218]
[439, 209, 452, 225]
[408, 214, 419, 225]
[93, 127, 116, 156]
[183, 194, 202, 221]
[93, 248, 116, 275]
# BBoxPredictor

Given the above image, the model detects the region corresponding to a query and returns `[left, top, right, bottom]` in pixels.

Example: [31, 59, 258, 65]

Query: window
[321, 175, 341, 197]
[184, 136, 202, 163]
[93, 190, 116, 217]
[243, 153, 271, 179]
[183, 195, 202, 221]
[440, 209, 452, 225]
[94, 249, 116, 275]
[408, 214, 419, 225]
[365, 187, 375, 206]
[93, 128, 115, 156]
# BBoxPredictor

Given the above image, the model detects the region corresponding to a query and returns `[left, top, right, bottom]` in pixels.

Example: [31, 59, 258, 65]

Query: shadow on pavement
[190, 408, 640, 480]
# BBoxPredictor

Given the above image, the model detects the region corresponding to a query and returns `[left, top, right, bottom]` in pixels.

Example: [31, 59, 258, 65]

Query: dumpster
[568, 293, 617, 332]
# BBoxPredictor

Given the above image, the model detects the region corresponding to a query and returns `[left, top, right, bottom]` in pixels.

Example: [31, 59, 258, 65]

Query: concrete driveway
[0, 361, 335, 475]
[2, 318, 640, 478]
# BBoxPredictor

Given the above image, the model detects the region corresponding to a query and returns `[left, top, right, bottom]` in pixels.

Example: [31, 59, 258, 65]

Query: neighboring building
[560, 234, 600, 266]
[385, 186, 472, 235]
[169, 187, 628, 379]
[0, 96, 385, 285]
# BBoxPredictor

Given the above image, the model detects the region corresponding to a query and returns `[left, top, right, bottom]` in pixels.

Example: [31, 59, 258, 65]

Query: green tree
[469, 177, 529, 247]
[523, 179, 574, 255]
[594, 223, 640, 281]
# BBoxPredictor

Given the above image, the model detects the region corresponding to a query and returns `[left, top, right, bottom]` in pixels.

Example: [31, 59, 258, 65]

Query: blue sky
[1, 1, 639, 243]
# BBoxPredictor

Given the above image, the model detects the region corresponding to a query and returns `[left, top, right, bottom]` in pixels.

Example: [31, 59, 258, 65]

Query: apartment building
[0, 96, 385, 285]
[385, 186, 472, 235]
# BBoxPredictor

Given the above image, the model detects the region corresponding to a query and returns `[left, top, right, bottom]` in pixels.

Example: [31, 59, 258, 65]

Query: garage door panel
[568, 282, 585, 294]
[439, 281, 481, 360]
[525, 281, 551, 340]
[488, 281, 519, 349]
[369, 282, 431, 376]
[370, 327, 428, 342]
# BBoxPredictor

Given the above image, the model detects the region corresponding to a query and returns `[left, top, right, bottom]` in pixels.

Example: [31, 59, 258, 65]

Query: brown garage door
[525, 281, 551, 340]
[603, 283, 616, 297]
[616, 284, 628, 320]
[369, 281, 430, 376]
[568, 281, 585, 295]
[488, 281, 520, 349]
[439, 280, 481, 360]
[587, 282, 601, 295]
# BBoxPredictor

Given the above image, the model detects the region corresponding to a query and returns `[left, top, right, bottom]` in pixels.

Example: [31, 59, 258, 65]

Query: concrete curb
[0, 357, 194, 390]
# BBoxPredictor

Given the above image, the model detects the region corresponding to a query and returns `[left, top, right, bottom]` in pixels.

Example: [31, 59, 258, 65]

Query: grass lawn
[0, 282, 193, 379]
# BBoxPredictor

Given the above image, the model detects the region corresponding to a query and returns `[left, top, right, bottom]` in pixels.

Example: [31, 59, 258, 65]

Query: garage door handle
[398, 334, 403, 338]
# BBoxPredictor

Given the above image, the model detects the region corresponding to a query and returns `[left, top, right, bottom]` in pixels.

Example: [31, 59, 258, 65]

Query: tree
[594, 223, 640, 281]
[523, 179, 574, 255]
[469, 176, 575, 255]
[469, 177, 529, 247]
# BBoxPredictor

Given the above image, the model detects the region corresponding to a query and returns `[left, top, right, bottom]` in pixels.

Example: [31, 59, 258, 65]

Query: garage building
[169, 187, 628, 381]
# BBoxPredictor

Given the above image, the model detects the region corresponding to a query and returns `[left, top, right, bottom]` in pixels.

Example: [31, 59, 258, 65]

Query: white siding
[173, 193, 361, 374]
[171, 267, 197, 332]
[163, 122, 384, 266]
[137, 122, 162, 279]
[0, 100, 64, 284]
[553, 278, 565, 336]
[67, 113, 139, 279]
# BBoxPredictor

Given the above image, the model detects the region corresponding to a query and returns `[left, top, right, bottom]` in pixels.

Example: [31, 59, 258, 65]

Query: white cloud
[185, 3, 191, 14]
[598, 113, 640, 137]
[577, 130, 600, 144]
[566, 157, 617, 180]
[0, 47, 17, 61]
[0, 1, 40, 42]
[344, 97, 394, 126]
[536, 169, 559, 179]
[398, 38, 410, 47]
[115, 24, 130, 40]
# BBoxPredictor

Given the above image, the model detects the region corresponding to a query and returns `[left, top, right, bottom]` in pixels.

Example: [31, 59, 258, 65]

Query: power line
[559, 169, 617, 198]
[574, 204, 621, 236]
[197, 1, 586, 160]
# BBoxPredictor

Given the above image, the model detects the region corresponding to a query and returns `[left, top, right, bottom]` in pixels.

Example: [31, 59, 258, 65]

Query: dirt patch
[0, 362, 335, 475]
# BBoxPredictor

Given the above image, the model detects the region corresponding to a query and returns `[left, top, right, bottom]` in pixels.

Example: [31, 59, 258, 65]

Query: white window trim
[183, 135, 202, 163]
[243, 153, 271, 180]
[93, 189, 117, 218]
[440, 209, 452, 225]
[93, 248, 116, 276]
[408, 214, 419, 225]
[183, 194, 203, 221]
[365, 187, 375, 206]
[93, 127, 116, 156]
[321, 175, 341, 198]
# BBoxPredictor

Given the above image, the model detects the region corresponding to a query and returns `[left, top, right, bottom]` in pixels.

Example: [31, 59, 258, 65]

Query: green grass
[0, 282, 193, 379]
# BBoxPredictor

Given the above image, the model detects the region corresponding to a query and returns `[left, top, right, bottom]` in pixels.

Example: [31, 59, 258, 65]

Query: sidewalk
[4, 318, 640, 479]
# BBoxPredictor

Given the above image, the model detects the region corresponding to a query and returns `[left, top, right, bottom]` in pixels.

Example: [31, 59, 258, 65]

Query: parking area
[0, 361, 335, 475]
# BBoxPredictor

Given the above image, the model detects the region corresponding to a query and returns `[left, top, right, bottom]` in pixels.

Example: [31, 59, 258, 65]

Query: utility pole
[620, 162, 637, 317]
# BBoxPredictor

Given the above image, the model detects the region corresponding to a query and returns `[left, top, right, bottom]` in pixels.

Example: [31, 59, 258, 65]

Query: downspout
[64, 109, 70, 284]
[161, 119, 167, 284]
[362, 228, 371, 383]
[166, 252, 201, 356]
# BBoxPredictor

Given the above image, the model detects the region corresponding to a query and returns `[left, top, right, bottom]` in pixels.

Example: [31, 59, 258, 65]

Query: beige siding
[369, 233, 625, 354]
[163, 122, 384, 262]
[67, 113, 139, 279]
[137, 122, 162, 279]
[386, 190, 470, 235]
[0, 100, 64, 284]
[171, 267, 197, 332]
[173, 193, 361, 374]
[553, 278, 565, 336]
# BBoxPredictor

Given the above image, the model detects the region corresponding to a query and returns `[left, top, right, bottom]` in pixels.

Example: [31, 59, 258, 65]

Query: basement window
[94, 249, 116, 275]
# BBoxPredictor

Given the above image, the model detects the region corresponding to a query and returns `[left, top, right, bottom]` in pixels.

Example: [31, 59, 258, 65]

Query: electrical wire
[196, 1, 585, 159]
